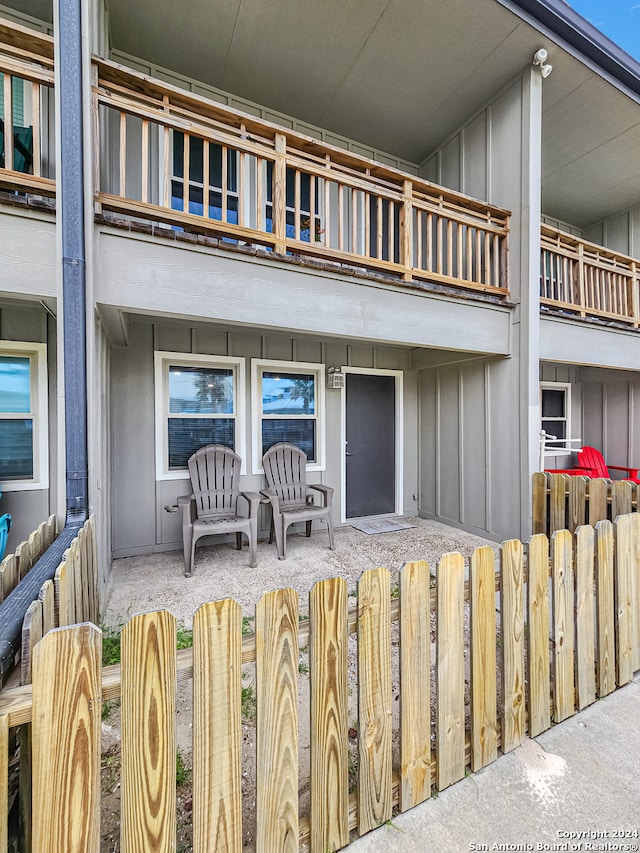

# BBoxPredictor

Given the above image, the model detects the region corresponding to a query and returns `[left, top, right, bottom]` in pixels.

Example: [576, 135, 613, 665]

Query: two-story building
[1, 0, 639, 601]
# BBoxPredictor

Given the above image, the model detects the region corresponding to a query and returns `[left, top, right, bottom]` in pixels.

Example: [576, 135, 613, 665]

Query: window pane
[262, 372, 315, 415]
[169, 366, 234, 414]
[542, 389, 565, 418]
[0, 356, 31, 413]
[262, 419, 315, 461]
[0, 418, 33, 479]
[168, 418, 235, 469]
[542, 420, 566, 443]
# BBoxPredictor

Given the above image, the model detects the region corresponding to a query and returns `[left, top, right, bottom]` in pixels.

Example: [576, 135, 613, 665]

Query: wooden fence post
[256, 589, 299, 853]
[470, 547, 497, 769]
[532, 472, 548, 535]
[551, 529, 575, 723]
[309, 578, 349, 851]
[501, 540, 525, 751]
[575, 525, 596, 710]
[357, 567, 392, 832]
[436, 554, 465, 787]
[614, 515, 634, 686]
[595, 520, 615, 697]
[31, 625, 102, 853]
[527, 534, 551, 736]
[399, 561, 432, 806]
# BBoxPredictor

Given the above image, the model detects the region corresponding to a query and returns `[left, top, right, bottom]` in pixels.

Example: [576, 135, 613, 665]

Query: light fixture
[532, 47, 553, 78]
[326, 367, 344, 389]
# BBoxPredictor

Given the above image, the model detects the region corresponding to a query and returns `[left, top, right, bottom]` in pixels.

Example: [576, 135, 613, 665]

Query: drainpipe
[0, 0, 88, 685]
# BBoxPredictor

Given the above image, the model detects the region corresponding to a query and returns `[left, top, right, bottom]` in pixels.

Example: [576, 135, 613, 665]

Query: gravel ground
[102, 516, 500, 627]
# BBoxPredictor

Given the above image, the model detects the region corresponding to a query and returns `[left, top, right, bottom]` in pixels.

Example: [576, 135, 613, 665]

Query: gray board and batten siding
[109, 318, 419, 558]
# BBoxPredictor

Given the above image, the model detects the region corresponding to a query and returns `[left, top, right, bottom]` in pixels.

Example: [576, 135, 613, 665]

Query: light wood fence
[533, 472, 639, 538]
[0, 516, 57, 604]
[1, 515, 639, 852]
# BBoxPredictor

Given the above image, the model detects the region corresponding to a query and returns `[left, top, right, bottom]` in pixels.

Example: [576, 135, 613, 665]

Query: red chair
[575, 446, 640, 484]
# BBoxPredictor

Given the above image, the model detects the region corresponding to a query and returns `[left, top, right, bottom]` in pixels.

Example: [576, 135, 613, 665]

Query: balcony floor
[103, 517, 498, 628]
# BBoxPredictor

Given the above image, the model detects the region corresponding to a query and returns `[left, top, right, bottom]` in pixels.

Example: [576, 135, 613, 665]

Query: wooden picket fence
[533, 471, 639, 538]
[20, 516, 99, 685]
[0, 516, 57, 604]
[0, 515, 639, 852]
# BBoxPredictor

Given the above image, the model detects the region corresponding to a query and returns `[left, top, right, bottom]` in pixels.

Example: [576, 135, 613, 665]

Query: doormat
[351, 517, 416, 535]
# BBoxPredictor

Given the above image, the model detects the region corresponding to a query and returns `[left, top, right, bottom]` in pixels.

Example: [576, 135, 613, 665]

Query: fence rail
[93, 58, 510, 297]
[533, 472, 639, 538]
[540, 226, 640, 327]
[0, 515, 56, 603]
[1, 516, 639, 852]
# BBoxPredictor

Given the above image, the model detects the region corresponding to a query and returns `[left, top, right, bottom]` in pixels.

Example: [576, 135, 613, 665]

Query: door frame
[340, 366, 404, 523]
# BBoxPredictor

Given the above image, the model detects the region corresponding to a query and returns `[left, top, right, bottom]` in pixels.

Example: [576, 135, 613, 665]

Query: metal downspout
[0, 0, 88, 685]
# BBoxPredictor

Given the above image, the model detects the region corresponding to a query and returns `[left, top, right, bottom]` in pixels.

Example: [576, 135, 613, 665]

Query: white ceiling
[5, 0, 640, 228]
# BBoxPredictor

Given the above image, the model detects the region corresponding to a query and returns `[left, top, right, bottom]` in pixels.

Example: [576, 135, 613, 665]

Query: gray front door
[345, 372, 396, 518]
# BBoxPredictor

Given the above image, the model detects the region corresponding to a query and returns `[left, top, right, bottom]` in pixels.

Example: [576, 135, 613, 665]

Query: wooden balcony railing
[0, 20, 55, 196]
[93, 58, 510, 297]
[541, 225, 640, 327]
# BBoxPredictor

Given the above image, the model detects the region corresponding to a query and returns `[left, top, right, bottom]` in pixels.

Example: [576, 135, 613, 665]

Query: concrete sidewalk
[349, 676, 640, 853]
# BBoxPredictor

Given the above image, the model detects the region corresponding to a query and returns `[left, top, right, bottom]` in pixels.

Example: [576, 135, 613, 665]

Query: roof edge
[498, 0, 640, 97]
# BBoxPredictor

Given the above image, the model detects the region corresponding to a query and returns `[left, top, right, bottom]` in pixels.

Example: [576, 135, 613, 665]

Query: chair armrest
[308, 483, 334, 507]
[240, 491, 262, 517]
[607, 465, 639, 479]
[177, 494, 195, 524]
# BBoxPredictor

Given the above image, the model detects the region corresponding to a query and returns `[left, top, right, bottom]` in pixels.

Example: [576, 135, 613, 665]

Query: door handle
[345, 451, 353, 456]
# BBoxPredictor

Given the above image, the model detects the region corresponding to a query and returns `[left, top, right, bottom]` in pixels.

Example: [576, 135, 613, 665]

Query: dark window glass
[542, 389, 565, 418]
[168, 418, 234, 469]
[261, 419, 315, 461]
[169, 366, 233, 414]
[262, 372, 315, 415]
[0, 419, 33, 479]
[542, 420, 566, 443]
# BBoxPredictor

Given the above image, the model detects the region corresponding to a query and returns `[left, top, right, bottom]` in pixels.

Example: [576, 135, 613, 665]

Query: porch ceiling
[6, 0, 640, 228]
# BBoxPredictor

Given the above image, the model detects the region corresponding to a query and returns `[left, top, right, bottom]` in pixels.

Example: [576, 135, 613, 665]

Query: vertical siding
[584, 203, 640, 259]
[418, 356, 521, 541]
[580, 373, 640, 469]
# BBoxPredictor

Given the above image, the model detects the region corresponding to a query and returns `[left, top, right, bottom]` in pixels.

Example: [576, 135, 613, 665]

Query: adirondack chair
[177, 444, 260, 576]
[576, 446, 640, 483]
[261, 442, 335, 560]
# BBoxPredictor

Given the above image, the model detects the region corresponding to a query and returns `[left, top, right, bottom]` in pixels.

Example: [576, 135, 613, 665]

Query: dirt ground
[99, 517, 500, 851]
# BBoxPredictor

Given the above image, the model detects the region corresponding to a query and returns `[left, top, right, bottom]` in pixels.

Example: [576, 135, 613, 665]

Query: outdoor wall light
[533, 47, 553, 78]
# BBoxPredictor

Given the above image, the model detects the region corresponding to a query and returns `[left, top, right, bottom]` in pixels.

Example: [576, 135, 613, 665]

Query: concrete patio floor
[102, 516, 499, 627]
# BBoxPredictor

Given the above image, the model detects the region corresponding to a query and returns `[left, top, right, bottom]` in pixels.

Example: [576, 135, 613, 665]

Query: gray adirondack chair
[261, 442, 335, 560]
[177, 444, 260, 576]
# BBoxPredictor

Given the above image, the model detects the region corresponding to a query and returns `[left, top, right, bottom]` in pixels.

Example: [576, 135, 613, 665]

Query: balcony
[540, 225, 640, 329]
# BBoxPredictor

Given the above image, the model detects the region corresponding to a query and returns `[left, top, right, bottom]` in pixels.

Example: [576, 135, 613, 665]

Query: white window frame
[251, 358, 325, 474]
[540, 381, 571, 449]
[0, 340, 48, 491]
[154, 351, 246, 479]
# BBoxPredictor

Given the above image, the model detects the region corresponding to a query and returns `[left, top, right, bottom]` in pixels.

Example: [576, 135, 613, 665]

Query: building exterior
[1, 0, 639, 602]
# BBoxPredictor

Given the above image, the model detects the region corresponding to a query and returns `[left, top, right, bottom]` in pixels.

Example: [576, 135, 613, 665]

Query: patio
[102, 516, 499, 628]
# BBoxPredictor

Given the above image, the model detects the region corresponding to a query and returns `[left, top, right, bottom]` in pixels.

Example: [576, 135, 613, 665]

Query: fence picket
[38, 580, 55, 636]
[357, 567, 392, 833]
[256, 589, 299, 852]
[0, 555, 17, 603]
[121, 611, 177, 853]
[501, 540, 525, 751]
[630, 513, 640, 672]
[309, 578, 349, 851]
[532, 472, 548, 535]
[193, 600, 242, 853]
[527, 534, 551, 736]
[588, 479, 609, 526]
[21, 601, 43, 686]
[612, 480, 633, 521]
[596, 520, 616, 697]
[436, 553, 465, 788]
[399, 561, 432, 806]
[614, 516, 634, 686]
[53, 562, 69, 628]
[568, 476, 587, 532]
[470, 547, 497, 770]
[31, 625, 101, 853]
[0, 715, 7, 853]
[552, 530, 575, 722]
[575, 526, 596, 709]
[550, 475, 567, 535]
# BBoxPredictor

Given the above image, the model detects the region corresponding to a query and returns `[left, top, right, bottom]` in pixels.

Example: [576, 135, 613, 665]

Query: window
[154, 352, 245, 478]
[251, 359, 325, 473]
[540, 382, 570, 449]
[0, 341, 48, 490]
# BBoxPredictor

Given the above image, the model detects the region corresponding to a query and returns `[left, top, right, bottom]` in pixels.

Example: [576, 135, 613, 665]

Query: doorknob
[345, 451, 353, 456]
